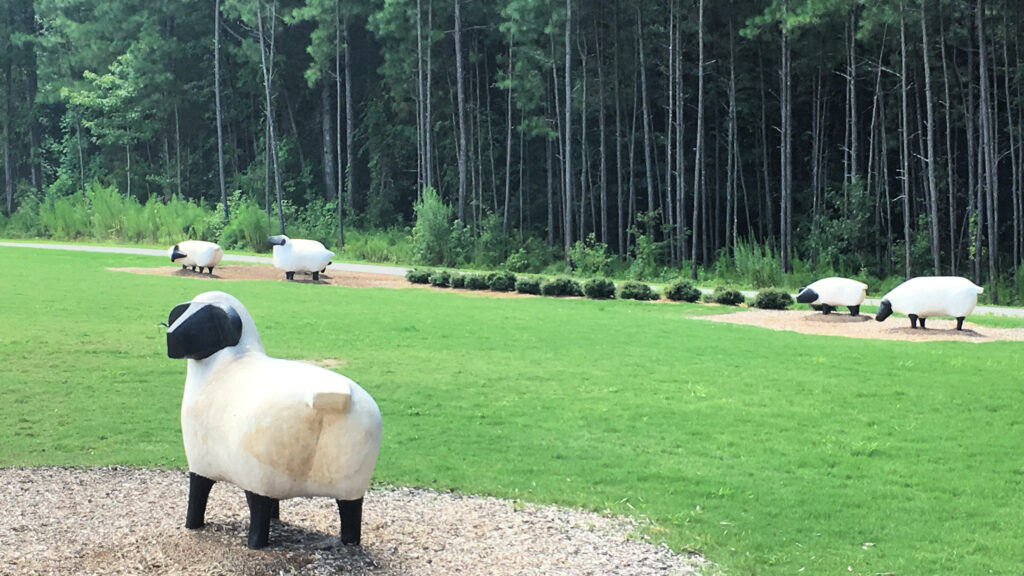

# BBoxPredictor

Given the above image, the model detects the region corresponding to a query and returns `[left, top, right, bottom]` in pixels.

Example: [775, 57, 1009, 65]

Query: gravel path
[0, 467, 705, 576]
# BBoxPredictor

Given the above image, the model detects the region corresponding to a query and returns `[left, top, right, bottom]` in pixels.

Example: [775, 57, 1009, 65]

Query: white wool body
[170, 240, 223, 269]
[175, 292, 381, 501]
[883, 276, 984, 318]
[803, 277, 867, 307]
[271, 236, 334, 273]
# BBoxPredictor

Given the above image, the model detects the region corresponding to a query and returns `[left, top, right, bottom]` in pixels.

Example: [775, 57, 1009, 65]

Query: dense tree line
[2, 0, 1024, 298]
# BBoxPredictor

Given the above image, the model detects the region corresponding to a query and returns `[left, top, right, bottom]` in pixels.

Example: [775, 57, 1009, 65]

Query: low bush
[753, 288, 793, 310]
[429, 270, 451, 287]
[665, 280, 702, 302]
[583, 278, 616, 299]
[541, 276, 583, 297]
[619, 280, 657, 301]
[712, 286, 746, 306]
[465, 274, 489, 290]
[515, 277, 542, 295]
[406, 269, 432, 284]
[450, 273, 465, 288]
[487, 270, 517, 292]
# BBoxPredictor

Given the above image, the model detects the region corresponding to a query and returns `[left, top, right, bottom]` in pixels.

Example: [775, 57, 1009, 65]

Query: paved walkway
[3, 241, 1023, 318]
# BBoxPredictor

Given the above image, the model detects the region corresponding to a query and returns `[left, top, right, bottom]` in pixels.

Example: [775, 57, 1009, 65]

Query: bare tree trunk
[564, 0, 574, 267]
[336, 0, 344, 249]
[596, 23, 608, 246]
[779, 1, 793, 274]
[321, 81, 336, 203]
[1002, 12, 1019, 275]
[454, 0, 468, 223]
[922, 0, 941, 274]
[425, 2, 433, 191]
[416, 0, 425, 196]
[725, 14, 736, 255]
[977, 0, 998, 301]
[614, 4, 625, 257]
[759, 50, 773, 246]
[847, 5, 859, 181]
[345, 19, 355, 213]
[940, 19, 956, 274]
[503, 39, 514, 235]
[256, 0, 286, 234]
[578, 34, 589, 239]
[215, 0, 229, 219]
[676, 17, 687, 261]
[664, 0, 675, 261]
[966, 12, 980, 283]
[637, 6, 656, 224]
[900, 3, 912, 279]
[690, 0, 704, 280]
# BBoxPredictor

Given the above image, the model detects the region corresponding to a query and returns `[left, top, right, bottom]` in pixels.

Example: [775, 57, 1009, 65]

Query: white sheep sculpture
[795, 277, 868, 316]
[169, 240, 223, 274]
[165, 291, 382, 549]
[874, 276, 984, 331]
[268, 235, 334, 281]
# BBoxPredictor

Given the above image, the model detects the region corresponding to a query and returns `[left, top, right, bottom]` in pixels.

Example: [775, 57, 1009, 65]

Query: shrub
[712, 286, 746, 306]
[429, 270, 451, 287]
[487, 270, 517, 292]
[753, 288, 793, 310]
[541, 276, 583, 297]
[569, 233, 614, 276]
[583, 278, 616, 299]
[411, 187, 453, 265]
[465, 274, 489, 290]
[220, 199, 271, 252]
[406, 269, 432, 284]
[665, 280, 702, 302]
[619, 280, 657, 301]
[450, 273, 465, 288]
[515, 276, 542, 295]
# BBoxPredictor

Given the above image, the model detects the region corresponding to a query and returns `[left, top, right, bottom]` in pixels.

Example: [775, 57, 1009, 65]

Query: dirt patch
[696, 308, 1024, 342]
[0, 467, 704, 576]
[111, 265, 413, 290]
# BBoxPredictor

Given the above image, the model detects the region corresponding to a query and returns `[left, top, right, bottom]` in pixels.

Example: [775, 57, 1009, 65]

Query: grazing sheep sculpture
[165, 291, 382, 549]
[875, 276, 984, 330]
[169, 240, 223, 274]
[796, 277, 868, 316]
[268, 235, 334, 281]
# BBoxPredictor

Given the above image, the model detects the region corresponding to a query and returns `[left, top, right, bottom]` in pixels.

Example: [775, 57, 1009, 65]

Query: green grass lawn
[2, 247, 1023, 576]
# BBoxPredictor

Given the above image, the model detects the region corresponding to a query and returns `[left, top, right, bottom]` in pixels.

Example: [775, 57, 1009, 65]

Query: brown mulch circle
[110, 265, 414, 290]
[696, 308, 1024, 342]
[0, 467, 705, 576]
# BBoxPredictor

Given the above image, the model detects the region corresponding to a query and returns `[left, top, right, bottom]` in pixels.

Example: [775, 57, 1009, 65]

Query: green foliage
[464, 274, 489, 290]
[753, 289, 794, 310]
[429, 269, 451, 287]
[730, 240, 783, 288]
[220, 199, 272, 252]
[583, 277, 616, 299]
[504, 248, 531, 273]
[343, 228, 414, 264]
[712, 286, 746, 306]
[486, 270, 517, 292]
[540, 276, 583, 297]
[569, 233, 613, 277]
[515, 276, 542, 295]
[665, 280, 702, 302]
[626, 214, 664, 280]
[405, 269, 431, 284]
[450, 272, 466, 288]
[411, 188, 454, 266]
[619, 280, 658, 301]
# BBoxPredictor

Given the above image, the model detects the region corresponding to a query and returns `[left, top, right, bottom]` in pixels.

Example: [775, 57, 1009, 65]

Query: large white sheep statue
[165, 291, 382, 549]
[795, 277, 868, 316]
[169, 240, 223, 274]
[874, 276, 984, 331]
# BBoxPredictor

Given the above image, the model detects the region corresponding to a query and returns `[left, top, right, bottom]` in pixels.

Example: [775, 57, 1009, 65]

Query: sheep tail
[310, 390, 351, 413]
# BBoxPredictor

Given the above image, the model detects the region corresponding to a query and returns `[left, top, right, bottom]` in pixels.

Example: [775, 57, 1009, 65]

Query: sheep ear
[168, 303, 190, 327]
[167, 303, 243, 360]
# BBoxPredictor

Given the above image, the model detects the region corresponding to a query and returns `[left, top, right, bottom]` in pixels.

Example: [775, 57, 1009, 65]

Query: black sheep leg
[207, 266, 214, 274]
[245, 491, 276, 549]
[312, 271, 320, 281]
[956, 316, 965, 331]
[849, 305, 860, 317]
[270, 499, 280, 521]
[181, 264, 187, 270]
[920, 317, 927, 329]
[185, 472, 216, 529]
[337, 498, 364, 545]
[822, 304, 833, 315]
[909, 314, 919, 329]
[286, 271, 295, 281]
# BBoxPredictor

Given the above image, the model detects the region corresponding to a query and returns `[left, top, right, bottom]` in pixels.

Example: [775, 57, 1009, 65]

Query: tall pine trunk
[454, 0, 468, 223]
[921, 0, 941, 274]
[690, 0, 704, 280]
[256, 0, 286, 234]
[214, 0, 228, 219]
[563, 0, 574, 267]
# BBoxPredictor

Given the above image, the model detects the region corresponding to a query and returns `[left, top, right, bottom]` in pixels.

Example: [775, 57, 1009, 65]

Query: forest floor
[115, 264, 1024, 342]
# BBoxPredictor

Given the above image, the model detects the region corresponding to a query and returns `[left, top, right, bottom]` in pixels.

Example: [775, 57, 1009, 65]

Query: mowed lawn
[2, 247, 1023, 576]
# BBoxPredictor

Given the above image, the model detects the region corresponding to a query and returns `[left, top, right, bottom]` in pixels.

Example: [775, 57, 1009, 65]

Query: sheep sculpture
[268, 235, 334, 281]
[165, 291, 382, 549]
[875, 276, 984, 331]
[169, 240, 223, 274]
[796, 277, 868, 316]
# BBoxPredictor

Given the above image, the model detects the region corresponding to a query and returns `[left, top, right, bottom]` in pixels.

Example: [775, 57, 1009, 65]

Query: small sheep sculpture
[166, 291, 382, 549]
[875, 276, 983, 330]
[268, 235, 334, 281]
[169, 240, 223, 274]
[796, 277, 868, 316]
